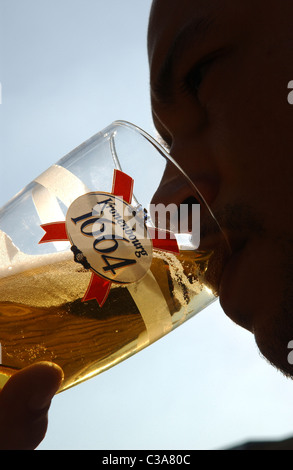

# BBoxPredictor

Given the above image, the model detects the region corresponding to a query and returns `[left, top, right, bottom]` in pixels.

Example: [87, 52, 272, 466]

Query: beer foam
[0, 256, 92, 308]
[0, 229, 72, 279]
[153, 250, 203, 296]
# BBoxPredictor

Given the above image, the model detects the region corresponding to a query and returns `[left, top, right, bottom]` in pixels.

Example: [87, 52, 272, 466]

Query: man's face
[148, 0, 293, 377]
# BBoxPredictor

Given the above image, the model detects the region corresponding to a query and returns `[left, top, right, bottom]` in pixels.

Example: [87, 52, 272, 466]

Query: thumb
[0, 362, 64, 450]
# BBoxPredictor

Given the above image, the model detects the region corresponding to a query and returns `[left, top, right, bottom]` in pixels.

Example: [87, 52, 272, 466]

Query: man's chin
[220, 298, 293, 379]
[253, 323, 293, 380]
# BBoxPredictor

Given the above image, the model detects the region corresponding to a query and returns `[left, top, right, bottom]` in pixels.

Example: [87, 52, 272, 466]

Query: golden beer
[0, 121, 229, 393]
[0, 249, 215, 391]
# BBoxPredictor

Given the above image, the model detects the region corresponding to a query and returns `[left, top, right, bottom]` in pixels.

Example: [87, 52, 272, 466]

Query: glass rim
[112, 120, 231, 252]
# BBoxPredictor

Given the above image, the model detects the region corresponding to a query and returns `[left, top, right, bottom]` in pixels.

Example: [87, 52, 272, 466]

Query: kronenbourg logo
[38, 169, 188, 307]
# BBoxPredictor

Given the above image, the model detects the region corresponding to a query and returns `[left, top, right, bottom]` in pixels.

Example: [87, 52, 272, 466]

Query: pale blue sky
[1, 0, 293, 450]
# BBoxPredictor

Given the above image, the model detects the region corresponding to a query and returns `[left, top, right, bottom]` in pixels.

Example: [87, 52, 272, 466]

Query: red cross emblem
[39, 170, 179, 307]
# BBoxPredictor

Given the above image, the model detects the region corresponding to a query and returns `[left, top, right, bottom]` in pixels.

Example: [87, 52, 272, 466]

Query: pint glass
[0, 121, 229, 391]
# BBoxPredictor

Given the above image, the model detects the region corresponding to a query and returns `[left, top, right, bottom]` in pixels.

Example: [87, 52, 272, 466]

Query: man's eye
[181, 62, 210, 95]
[180, 52, 218, 96]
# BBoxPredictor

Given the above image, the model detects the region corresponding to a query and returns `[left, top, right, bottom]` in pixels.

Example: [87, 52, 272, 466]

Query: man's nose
[150, 159, 196, 208]
[151, 139, 220, 212]
[169, 140, 221, 210]
[149, 158, 202, 239]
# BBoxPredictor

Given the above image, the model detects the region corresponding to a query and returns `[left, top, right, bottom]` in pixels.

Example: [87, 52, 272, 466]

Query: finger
[0, 362, 64, 450]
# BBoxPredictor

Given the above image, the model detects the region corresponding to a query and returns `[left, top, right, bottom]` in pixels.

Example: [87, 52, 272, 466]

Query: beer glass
[0, 121, 230, 391]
